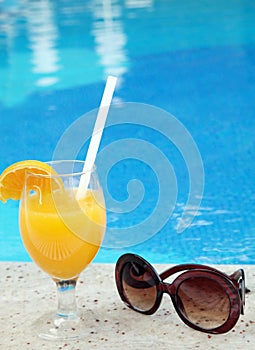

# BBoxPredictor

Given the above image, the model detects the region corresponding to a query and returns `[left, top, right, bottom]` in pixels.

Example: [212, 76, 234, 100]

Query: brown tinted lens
[177, 277, 230, 329]
[121, 262, 157, 312]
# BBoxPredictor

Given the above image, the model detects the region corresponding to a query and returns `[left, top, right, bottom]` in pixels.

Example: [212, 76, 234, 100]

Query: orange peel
[0, 160, 63, 203]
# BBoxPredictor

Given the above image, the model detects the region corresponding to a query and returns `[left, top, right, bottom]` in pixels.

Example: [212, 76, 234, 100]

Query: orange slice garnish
[0, 160, 63, 203]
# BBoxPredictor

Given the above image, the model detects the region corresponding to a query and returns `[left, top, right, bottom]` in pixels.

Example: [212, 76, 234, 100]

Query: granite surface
[0, 262, 254, 349]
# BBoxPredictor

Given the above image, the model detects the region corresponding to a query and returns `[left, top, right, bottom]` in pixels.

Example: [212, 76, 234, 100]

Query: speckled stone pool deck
[0, 262, 254, 349]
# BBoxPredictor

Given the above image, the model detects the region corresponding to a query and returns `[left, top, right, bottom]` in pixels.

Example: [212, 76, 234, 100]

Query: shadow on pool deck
[0, 262, 254, 349]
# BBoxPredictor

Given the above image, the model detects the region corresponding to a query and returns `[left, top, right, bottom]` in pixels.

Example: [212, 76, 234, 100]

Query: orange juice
[19, 188, 106, 280]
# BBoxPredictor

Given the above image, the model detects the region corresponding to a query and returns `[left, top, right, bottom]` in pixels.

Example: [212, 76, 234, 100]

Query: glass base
[34, 310, 95, 341]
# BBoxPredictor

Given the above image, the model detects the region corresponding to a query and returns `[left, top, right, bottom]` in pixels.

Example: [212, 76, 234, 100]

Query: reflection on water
[26, 0, 60, 87]
[0, 0, 154, 105]
[125, 0, 153, 8]
[91, 0, 128, 80]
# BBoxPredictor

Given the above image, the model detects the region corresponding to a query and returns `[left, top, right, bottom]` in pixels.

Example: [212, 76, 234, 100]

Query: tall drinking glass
[19, 160, 106, 340]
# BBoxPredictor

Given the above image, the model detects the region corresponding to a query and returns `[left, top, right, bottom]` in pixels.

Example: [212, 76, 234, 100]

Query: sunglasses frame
[115, 253, 246, 334]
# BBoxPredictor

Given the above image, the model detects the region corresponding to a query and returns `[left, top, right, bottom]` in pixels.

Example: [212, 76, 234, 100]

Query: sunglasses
[115, 253, 249, 334]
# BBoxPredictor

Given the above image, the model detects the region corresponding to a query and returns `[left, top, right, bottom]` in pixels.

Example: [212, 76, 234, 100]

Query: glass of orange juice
[19, 160, 106, 340]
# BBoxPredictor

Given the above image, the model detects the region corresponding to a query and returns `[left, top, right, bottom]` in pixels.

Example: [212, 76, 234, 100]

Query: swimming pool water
[0, 0, 255, 264]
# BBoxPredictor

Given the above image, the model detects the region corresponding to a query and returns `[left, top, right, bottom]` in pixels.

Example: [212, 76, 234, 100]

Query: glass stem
[55, 278, 78, 318]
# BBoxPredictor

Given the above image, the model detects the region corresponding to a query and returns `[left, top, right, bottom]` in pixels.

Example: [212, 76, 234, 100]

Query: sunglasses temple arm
[229, 269, 251, 315]
[229, 269, 250, 294]
[159, 264, 192, 280]
[159, 263, 226, 281]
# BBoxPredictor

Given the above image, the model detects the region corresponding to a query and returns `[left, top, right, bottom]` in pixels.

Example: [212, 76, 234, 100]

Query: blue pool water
[0, 0, 255, 264]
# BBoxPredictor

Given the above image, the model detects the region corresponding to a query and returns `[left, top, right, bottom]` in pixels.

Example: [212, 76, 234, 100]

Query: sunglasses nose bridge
[160, 281, 175, 296]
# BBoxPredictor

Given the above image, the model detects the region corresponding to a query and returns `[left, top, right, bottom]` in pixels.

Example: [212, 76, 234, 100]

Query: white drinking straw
[75, 75, 117, 200]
